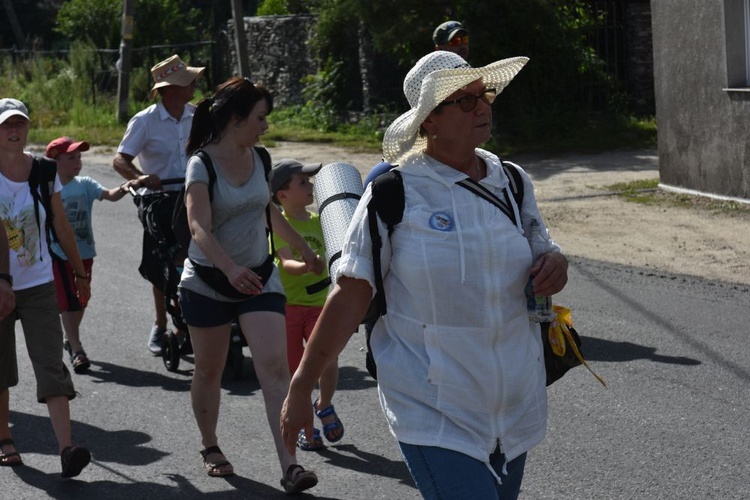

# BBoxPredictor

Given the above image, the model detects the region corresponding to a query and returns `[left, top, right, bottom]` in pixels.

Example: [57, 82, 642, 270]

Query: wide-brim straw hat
[382, 51, 528, 164]
[148, 54, 205, 99]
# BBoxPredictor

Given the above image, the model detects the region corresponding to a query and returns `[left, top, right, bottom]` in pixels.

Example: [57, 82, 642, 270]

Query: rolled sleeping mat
[307, 162, 364, 293]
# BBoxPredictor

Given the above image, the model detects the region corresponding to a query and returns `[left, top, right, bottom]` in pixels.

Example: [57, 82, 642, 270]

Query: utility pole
[1, 0, 25, 48]
[116, 0, 135, 123]
[231, 0, 250, 77]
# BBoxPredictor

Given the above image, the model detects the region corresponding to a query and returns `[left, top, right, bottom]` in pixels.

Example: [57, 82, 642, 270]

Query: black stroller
[131, 180, 247, 379]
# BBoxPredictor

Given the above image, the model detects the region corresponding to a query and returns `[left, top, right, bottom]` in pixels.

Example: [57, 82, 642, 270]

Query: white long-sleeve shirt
[336, 148, 560, 467]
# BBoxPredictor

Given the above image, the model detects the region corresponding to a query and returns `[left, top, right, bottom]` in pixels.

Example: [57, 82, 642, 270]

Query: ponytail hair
[186, 77, 273, 154]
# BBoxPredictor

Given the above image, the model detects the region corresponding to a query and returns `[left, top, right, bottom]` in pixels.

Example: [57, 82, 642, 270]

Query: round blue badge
[429, 212, 454, 231]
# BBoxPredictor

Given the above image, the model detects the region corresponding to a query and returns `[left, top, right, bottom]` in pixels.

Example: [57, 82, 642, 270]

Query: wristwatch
[0, 273, 13, 286]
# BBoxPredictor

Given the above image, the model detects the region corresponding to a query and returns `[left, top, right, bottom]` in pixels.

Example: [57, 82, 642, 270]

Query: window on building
[725, 0, 750, 88]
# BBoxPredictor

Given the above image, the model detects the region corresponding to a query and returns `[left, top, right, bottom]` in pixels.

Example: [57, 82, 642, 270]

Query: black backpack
[363, 161, 525, 379]
[28, 156, 59, 256]
[171, 146, 272, 255]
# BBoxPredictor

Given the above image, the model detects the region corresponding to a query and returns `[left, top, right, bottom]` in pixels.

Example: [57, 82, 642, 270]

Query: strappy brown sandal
[200, 445, 234, 477]
[0, 438, 22, 467]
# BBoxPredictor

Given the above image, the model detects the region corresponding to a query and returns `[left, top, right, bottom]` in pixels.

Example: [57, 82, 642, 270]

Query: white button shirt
[117, 102, 195, 191]
[336, 149, 560, 467]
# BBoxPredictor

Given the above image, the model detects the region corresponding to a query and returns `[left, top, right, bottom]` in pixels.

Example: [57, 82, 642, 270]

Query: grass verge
[607, 179, 750, 217]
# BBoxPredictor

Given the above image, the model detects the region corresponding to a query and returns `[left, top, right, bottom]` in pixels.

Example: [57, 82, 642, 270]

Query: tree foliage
[55, 0, 122, 49]
[305, 0, 627, 143]
[55, 0, 206, 50]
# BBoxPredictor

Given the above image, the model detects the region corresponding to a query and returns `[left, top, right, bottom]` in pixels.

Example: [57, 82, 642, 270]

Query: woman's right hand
[226, 264, 263, 295]
[280, 388, 316, 456]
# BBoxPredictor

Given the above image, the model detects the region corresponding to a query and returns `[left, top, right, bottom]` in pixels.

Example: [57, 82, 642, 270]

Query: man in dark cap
[433, 20, 469, 60]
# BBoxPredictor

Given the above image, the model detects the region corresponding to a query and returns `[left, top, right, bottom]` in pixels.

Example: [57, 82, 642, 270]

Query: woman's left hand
[74, 275, 91, 306]
[226, 264, 263, 295]
[530, 252, 568, 296]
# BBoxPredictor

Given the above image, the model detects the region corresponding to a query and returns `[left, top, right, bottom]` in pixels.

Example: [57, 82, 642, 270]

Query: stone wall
[228, 15, 317, 106]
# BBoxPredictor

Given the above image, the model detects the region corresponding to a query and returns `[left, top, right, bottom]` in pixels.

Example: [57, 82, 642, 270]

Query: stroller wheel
[225, 343, 244, 381]
[162, 330, 181, 372]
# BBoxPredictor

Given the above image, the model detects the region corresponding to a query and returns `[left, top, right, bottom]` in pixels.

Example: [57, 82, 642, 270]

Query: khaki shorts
[0, 282, 76, 403]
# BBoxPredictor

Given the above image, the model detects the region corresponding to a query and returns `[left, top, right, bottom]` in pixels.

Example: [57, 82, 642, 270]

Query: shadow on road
[10, 465, 337, 500]
[581, 336, 700, 365]
[86, 361, 191, 392]
[316, 443, 414, 487]
[9, 411, 167, 466]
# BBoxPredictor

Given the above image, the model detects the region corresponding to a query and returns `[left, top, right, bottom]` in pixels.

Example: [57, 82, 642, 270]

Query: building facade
[652, 0, 750, 200]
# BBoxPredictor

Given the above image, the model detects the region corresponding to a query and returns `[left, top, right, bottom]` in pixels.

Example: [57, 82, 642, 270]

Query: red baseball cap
[45, 137, 91, 159]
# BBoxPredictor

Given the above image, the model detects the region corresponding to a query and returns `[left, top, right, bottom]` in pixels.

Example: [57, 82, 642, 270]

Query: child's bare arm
[276, 247, 310, 275]
[100, 175, 147, 201]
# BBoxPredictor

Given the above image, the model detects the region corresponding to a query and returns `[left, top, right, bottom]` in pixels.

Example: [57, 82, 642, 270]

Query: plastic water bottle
[525, 218, 554, 322]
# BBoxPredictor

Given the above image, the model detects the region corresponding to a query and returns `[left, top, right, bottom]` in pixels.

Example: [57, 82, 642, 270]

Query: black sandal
[280, 464, 318, 494]
[200, 445, 234, 477]
[60, 445, 91, 478]
[0, 438, 22, 467]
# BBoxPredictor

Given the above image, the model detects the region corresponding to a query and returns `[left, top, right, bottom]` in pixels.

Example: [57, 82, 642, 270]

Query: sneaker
[60, 445, 91, 478]
[70, 351, 90, 374]
[63, 339, 72, 357]
[148, 326, 166, 355]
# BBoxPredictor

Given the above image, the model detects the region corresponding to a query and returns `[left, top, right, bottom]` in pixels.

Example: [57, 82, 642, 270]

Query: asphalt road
[3, 152, 750, 499]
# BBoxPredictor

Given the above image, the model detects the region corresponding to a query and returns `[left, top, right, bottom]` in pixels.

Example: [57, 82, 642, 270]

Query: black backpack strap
[501, 160, 525, 209]
[368, 170, 404, 317]
[254, 146, 276, 256]
[455, 160, 526, 227]
[194, 150, 217, 202]
[254, 146, 272, 180]
[456, 178, 518, 226]
[29, 157, 58, 257]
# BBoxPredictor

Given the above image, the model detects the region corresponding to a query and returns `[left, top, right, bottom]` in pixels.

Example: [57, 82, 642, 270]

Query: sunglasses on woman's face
[439, 89, 497, 112]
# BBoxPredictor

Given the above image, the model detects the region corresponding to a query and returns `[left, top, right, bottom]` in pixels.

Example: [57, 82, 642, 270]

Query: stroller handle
[128, 177, 185, 196]
[160, 178, 186, 186]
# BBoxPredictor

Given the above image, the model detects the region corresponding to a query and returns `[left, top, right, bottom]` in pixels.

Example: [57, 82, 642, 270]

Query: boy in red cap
[45, 137, 144, 373]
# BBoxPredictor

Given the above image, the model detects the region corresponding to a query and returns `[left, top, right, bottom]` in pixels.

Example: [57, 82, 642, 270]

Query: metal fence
[0, 39, 227, 104]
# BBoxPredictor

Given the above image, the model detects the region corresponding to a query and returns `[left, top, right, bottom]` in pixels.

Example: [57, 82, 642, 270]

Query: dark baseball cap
[270, 159, 322, 194]
[433, 20, 468, 45]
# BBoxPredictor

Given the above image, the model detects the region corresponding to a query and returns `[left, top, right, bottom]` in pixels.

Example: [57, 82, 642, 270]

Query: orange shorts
[52, 257, 93, 312]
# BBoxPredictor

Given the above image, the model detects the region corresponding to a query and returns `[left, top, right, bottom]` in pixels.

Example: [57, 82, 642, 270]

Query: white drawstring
[450, 188, 467, 284]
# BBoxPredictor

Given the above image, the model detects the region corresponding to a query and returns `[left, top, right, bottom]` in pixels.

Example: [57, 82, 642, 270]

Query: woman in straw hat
[281, 51, 568, 498]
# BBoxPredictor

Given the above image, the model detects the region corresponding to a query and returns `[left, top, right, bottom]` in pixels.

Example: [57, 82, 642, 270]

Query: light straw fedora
[148, 54, 205, 99]
[382, 51, 528, 164]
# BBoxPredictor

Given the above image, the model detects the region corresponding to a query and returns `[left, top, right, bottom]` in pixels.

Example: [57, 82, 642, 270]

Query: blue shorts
[178, 287, 285, 327]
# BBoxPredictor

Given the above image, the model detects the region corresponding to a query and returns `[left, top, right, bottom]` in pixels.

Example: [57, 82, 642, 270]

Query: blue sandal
[314, 400, 345, 443]
[296, 428, 325, 451]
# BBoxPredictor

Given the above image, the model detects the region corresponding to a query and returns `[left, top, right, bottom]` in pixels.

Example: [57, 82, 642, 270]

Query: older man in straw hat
[112, 54, 204, 355]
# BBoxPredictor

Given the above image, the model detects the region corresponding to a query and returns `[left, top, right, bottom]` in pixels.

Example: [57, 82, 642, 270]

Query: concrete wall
[652, 0, 750, 199]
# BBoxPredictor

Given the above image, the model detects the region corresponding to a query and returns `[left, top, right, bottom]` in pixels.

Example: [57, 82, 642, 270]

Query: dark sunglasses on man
[448, 35, 469, 46]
